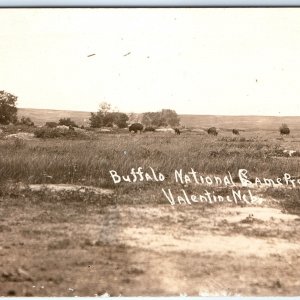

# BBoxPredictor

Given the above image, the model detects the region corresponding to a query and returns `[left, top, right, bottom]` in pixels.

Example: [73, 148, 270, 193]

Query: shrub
[34, 127, 88, 139]
[90, 111, 129, 128]
[45, 122, 58, 128]
[142, 109, 180, 127]
[18, 116, 35, 126]
[58, 118, 78, 128]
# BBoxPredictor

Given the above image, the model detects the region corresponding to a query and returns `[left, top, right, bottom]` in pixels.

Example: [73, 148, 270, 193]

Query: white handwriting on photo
[109, 168, 298, 205]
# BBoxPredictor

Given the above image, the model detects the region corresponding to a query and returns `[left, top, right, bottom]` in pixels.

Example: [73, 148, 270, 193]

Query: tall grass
[0, 133, 299, 189]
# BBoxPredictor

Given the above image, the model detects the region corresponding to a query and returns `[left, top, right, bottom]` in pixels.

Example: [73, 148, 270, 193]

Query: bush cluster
[34, 127, 87, 139]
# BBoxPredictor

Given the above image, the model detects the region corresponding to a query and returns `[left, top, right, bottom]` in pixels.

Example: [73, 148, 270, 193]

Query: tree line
[89, 102, 180, 128]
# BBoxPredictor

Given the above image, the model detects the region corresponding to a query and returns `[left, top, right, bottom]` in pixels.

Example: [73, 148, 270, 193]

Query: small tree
[161, 109, 180, 127]
[141, 109, 180, 127]
[142, 112, 163, 127]
[0, 91, 18, 125]
[58, 118, 78, 128]
[90, 102, 112, 128]
[99, 102, 112, 116]
[115, 113, 129, 128]
[90, 102, 129, 128]
[90, 112, 103, 128]
[280, 123, 290, 135]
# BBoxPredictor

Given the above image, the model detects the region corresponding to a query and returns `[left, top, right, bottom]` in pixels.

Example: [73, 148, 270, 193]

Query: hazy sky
[1, 8, 300, 116]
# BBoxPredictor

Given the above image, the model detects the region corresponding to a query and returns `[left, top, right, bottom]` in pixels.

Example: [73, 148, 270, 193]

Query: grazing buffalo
[232, 129, 239, 135]
[174, 128, 181, 135]
[129, 123, 143, 133]
[280, 127, 290, 135]
[207, 127, 218, 136]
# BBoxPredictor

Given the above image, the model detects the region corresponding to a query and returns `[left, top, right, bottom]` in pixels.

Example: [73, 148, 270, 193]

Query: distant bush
[45, 122, 58, 128]
[90, 102, 129, 128]
[279, 123, 290, 135]
[34, 127, 88, 139]
[58, 118, 78, 128]
[142, 109, 180, 127]
[17, 116, 35, 127]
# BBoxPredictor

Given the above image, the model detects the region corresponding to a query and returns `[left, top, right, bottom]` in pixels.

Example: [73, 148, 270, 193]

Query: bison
[207, 127, 218, 136]
[232, 129, 239, 135]
[129, 123, 143, 133]
[174, 128, 181, 135]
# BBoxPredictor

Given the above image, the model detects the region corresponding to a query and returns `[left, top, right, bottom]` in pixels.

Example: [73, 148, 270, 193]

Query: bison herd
[127, 123, 291, 136]
[128, 124, 225, 136]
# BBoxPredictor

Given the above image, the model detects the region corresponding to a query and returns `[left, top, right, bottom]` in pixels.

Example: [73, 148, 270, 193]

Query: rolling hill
[179, 115, 300, 131]
[18, 108, 91, 126]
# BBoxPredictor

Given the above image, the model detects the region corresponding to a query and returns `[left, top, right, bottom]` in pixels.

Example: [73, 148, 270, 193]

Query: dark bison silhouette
[207, 127, 218, 136]
[280, 127, 290, 135]
[129, 123, 143, 133]
[232, 129, 239, 135]
[174, 128, 180, 135]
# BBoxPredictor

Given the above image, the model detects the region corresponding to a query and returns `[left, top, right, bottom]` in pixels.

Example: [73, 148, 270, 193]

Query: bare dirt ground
[1, 188, 300, 296]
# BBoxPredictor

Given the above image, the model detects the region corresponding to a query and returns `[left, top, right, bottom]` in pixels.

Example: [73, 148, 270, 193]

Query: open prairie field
[1, 129, 300, 296]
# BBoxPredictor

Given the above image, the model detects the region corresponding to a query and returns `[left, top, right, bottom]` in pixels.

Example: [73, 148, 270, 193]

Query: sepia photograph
[1, 7, 300, 296]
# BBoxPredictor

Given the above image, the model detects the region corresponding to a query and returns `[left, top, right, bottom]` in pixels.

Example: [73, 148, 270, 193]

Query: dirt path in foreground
[1, 198, 300, 296]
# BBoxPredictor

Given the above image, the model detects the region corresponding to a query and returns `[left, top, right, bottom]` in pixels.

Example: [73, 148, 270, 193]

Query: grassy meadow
[0, 130, 300, 183]
[0, 129, 300, 212]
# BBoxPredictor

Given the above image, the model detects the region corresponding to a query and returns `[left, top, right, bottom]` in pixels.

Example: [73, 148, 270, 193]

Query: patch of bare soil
[1, 193, 300, 296]
[92, 205, 300, 257]
[4, 133, 35, 140]
[21, 183, 114, 195]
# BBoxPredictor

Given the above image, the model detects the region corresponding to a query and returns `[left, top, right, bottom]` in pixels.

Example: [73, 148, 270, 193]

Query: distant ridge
[18, 108, 300, 130]
[18, 108, 91, 126]
[179, 114, 300, 131]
